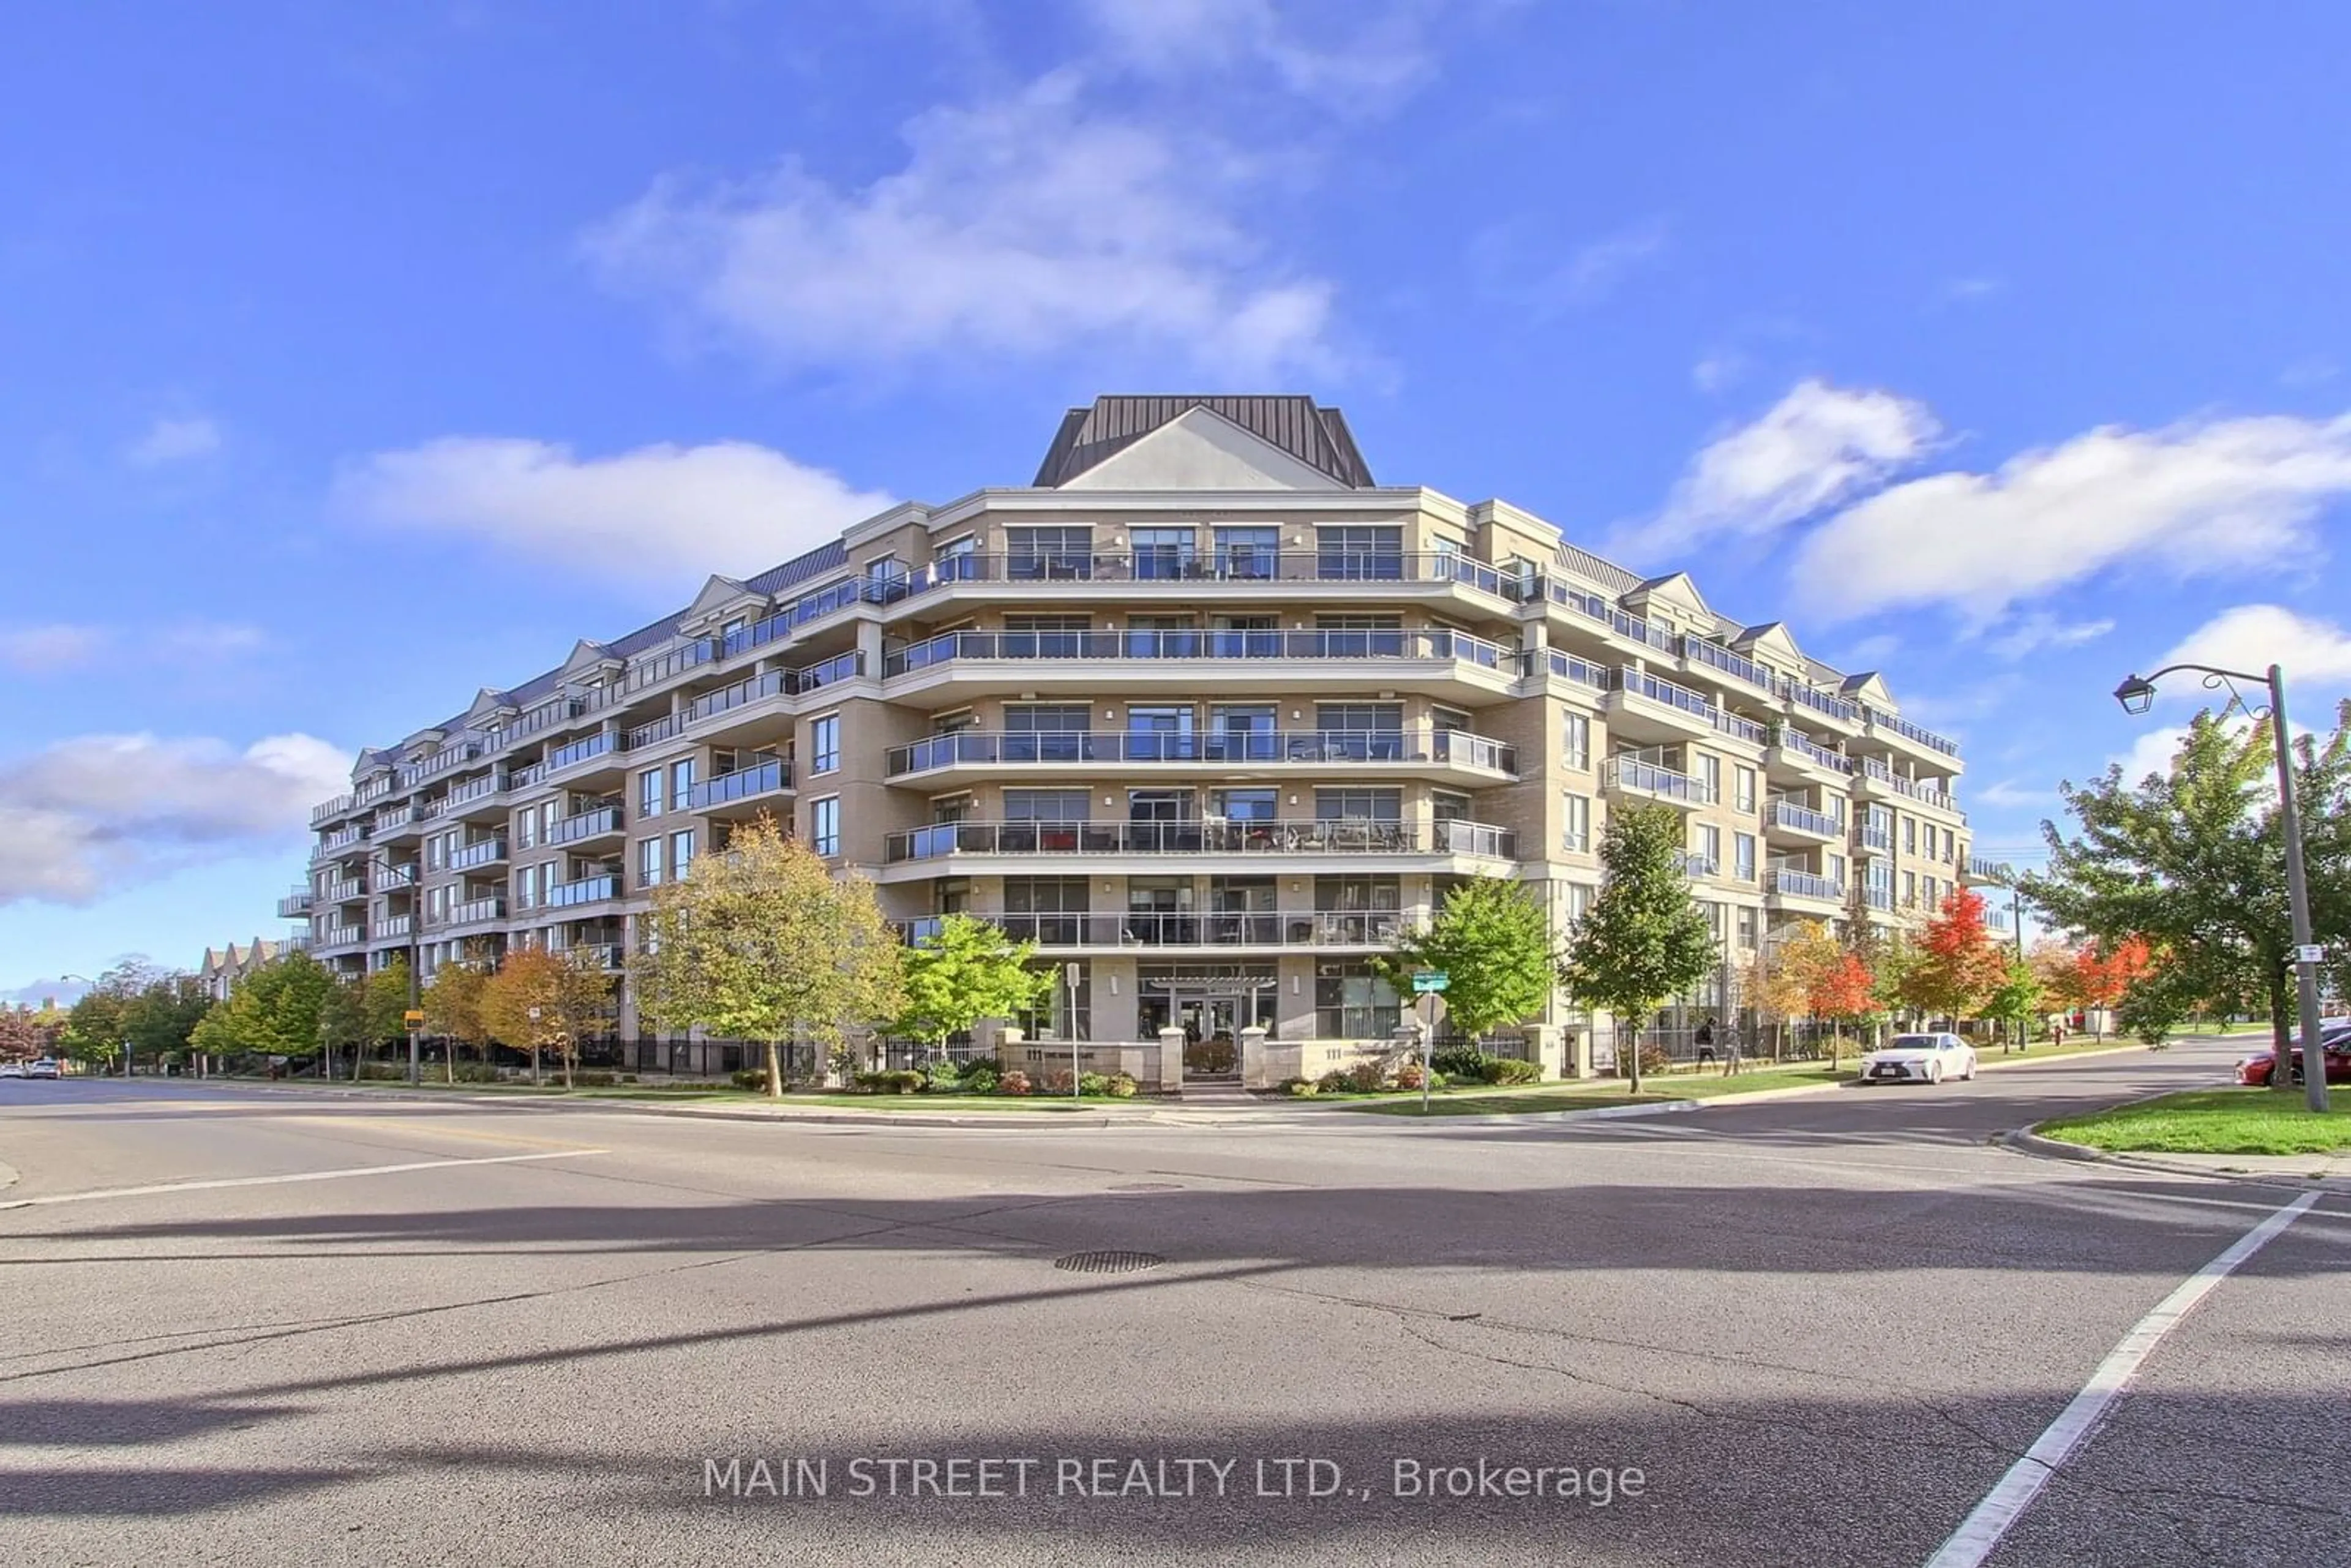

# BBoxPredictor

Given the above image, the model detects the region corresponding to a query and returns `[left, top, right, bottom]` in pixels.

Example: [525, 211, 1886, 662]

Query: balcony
[313, 824, 369, 860]
[686, 759, 792, 815]
[1679, 852, 1719, 879]
[1780, 680, 1861, 727]
[321, 877, 366, 904]
[1766, 726, 1856, 782]
[883, 727, 1517, 781]
[1966, 855, 2013, 885]
[1765, 868, 1845, 905]
[318, 923, 365, 949]
[1768, 799, 1845, 842]
[310, 792, 356, 827]
[1431, 819, 1518, 859]
[276, 887, 314, 918]
[372, 915, 414, 942]
[1856, 822, 1893, 855]
[1862, 705, 1962, 762]
[880, 627, 1513, 692]
[377, 863, 419, 890]
[1678, 636, 1777, 696]
[444, 895, 506, 928]
[1859, 757, 1957, 811]
[438, 771, 509, 820]
[547, 874, 620, 909]
[451, 837, 509, 871]
[884, 817, 1432, 864]
[555, 942, 626, 970]
[1600, 754, 1709, 808]
[872, 548, 1542, 601]
[280, 931, 312, 951]
[548, 806, 624, 847]
[991, 909, 1409, 950]
[1604, 667, 1720, 745]
[1864, 886, 1897, 912]
[1537, 649, 1614, 694]
[544, 730, 625, 782]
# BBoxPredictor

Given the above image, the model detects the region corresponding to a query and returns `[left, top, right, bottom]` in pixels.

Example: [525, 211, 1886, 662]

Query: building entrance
[1137, 966, 1275, 1078]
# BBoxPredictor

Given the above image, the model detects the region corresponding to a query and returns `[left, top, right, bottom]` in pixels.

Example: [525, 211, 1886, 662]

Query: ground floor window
[1316, 960, 1400, 1040]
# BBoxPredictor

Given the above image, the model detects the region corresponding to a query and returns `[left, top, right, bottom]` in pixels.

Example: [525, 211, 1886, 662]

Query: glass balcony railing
[445, 896, 506, 926]
[545, 732, 620, 774]
[377, 863, 419, 889]
[877, 550, 1538, 596]
[1769, 800, 1845, 838]
[1602, 755, 1709, 805]
[1679, 852, 1720, 878]
[547, 874, 618, 909]
[548, 806, 621, 846]
[1712, 710, 1769, 745]
[1766, 868, 1845, 902]
[1968, 855, 2013, 882]
[1432, 819, 1518, 859]
[1540, 649, 1614, 691]
[314, 825, 369, 857]
[884, 818, 1429, 863]
[882, 627, 1510, 678]
[685, 759, 790, 811]
[1616, 667, 1719, 725]
[276, 888, 314, 918]
[883, 727, 1517, 776]
[318, 923, 365, 948]
[1861, 757, 1955, 806]
[986, 910, 1410, 949]
[1679, 636, 1775, 692]
[1780, 680, 1861, 725]
[1770, 727, 1856, 775]
[321, 877, 366, 902]
[451, 837, 508, 871]
[1864, 705, 1961, 757]
[310, 792, 356, 826]
[371, 915, 413, 941]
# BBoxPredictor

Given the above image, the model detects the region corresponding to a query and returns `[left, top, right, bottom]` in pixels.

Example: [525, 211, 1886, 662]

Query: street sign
[403, 1009, 424, 1026]
[2296, 943, 2325, 965]
[1410, 970, 1449, 993]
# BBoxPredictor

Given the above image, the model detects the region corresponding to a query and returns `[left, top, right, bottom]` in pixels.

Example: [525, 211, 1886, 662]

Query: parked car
[2236, 1033, 2351, 1087]
[1856, 1032, 1978, 1086]
[24, 1058, 61, 1080]
[0, 1061, 24, 1078]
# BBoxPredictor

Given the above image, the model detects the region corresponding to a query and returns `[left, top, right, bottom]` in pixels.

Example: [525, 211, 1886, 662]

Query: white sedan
[1857, 1032, 1977, 1086]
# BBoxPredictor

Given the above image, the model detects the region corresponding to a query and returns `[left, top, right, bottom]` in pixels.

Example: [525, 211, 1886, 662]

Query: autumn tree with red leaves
[1899, 887, 2009, 1026]
[2071, 934, 2154, 1038]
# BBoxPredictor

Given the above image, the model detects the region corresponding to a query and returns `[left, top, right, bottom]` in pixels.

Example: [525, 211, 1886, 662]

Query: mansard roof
[1033, 396, 1374, 489]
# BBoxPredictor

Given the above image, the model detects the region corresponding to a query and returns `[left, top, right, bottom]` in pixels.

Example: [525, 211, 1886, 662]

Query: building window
[1697, 754, 1722, 805]
[637, 837, 664, 889]
[1562, 792, 1591, 853]
[810, 714, 841, 776]
[670, 830, 694, 879]
[1734, 832, 1757, 882]
[1736, 907, 1758, 951]
[1006, 526, 1092, 580]
[1003, 788, 1090, 822]
[1903, 817, 1917, 855]
[1210, 787, 1277, 822]
[1314, 787, 1401, 821]
[1734, 765, 1757, 814]
[670, 759, 695, 814]
[639, 768, 663, 821]
[1564, 882, 1592, 926]
[1316, 960, 1400, 1039]
[1131, 526, 1198, 580]
[1562, 711, 1591, 770]
[1213, 526, 1280, 579]
[1697, 824, 1722, 874]
[811, 797, 841, 858]
[1316, 525, 1403, 581]
[517, 808, 536, 850]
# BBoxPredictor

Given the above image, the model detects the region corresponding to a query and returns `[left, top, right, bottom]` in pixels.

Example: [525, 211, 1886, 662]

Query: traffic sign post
[404, 1008, 424, 1086]
[1409, 972, 1447, 1112]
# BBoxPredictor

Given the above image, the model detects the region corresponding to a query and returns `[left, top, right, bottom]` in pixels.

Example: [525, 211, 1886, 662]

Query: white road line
[0, 1149, 606, 1209]
[1923, 1189, 2322, 1568]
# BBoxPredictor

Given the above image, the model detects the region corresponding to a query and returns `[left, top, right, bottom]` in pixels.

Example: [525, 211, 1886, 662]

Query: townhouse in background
[197, 937, 298, 1003]
[290, 396, 1969, 1086]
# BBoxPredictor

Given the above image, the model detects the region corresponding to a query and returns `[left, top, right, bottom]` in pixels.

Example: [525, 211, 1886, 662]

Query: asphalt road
[1, 1040, 2344, 1567]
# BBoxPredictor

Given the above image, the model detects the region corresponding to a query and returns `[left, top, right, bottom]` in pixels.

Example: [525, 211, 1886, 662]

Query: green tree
[890, 915, 1052, 1062]
[2115, 956, 2197, 1047]
[121, 973, 216, 1070]
[2022, 705, 2351, 1093]
[422, 956, 492, 1084]
[1558, 801, 1716, 1094]
[631, 817, 907, 1098]
[1379, 875, 1559, 1045]
[187, 953, 338, 1065]
[1978, 954, 2043, 1046]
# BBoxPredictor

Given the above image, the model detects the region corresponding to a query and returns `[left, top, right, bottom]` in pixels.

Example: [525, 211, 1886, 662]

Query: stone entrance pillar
[1158, 1026, 1186, 1096]
[1237, 1024, 1269, 1090]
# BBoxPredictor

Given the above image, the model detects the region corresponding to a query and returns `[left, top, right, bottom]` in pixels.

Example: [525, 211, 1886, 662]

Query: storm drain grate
[1054, 1250, 1168, 1274]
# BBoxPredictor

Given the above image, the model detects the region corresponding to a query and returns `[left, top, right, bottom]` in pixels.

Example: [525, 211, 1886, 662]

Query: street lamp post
[2115, 662, 2330, 1112]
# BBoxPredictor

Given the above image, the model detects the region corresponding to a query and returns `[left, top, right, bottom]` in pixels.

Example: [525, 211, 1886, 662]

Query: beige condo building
[293, 396, 1970, 1086]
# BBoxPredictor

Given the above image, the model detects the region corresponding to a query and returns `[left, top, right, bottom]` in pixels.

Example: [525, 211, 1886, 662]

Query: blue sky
[7, 0, 2351, 1001]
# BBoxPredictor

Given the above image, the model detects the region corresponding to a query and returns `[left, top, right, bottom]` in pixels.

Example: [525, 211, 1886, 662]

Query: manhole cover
[1053, 1250, 1168, 1274]
[1107, 1181, 1184, 1192]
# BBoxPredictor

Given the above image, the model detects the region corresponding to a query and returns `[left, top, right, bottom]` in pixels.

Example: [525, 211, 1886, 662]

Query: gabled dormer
[1625, 571, 1712, 627]
[462, 687, 516, 729]
[1734, 621, 1805, 677]
[1842, 672, 1894, 709]
[678, 574, 766, 635]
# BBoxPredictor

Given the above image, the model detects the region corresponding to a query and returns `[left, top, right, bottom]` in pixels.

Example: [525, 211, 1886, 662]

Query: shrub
[1042, 1069, 1076, 1094]
[618, 1074, 637, 1085]
[853, 1069, 924, 1095]
[452, 1063, 501, 1083]
[574, 1071, 615, 1088]
[1393, 1061, 1450, 1092]
[1315, 1067, 1355, 1093]
[957, 1055, 1001, 1079]
[921, 1059, 962, 1092]
[732, 1069, 770, 1092]
[1104, 1072, 1139, 1098]
[1483, 1057, 1543, 1086]
[1345, 1059, 1393, 1093]
[1077, 1071, 1109, 1097]
[1431, 1046, 1490, 1080]
[1634, 1041, 1673, 1076]
[997, 1070, 1032, 1097]
[1282, 1077, 1320, 1097]
[961, 1065, 1000, 1095]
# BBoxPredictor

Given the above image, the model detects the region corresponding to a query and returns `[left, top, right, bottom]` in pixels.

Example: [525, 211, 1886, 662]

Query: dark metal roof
[1032, 396, 1374, 489]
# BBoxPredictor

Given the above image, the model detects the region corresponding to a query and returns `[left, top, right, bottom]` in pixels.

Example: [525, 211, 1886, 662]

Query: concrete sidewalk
[2003, 1128, 2351, 1190]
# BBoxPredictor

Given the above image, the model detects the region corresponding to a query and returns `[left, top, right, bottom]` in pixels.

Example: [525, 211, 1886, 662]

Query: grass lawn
[233, 1076, 1147, 1110]
[2038, 1088, 2351, 1157]
[1341, 1086, 1678, 1117]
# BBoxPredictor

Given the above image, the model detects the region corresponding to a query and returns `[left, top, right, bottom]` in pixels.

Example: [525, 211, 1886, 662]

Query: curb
[1997, 1128, 2351, 1190]
[1355, 1097, 1704, 1127]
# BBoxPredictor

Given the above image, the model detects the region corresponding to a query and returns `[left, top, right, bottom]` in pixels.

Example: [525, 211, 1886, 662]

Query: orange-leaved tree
[2072, 934, 2154, 1039]
[1900, 887, 2008, 1028]
[481, 947, 613, 1089]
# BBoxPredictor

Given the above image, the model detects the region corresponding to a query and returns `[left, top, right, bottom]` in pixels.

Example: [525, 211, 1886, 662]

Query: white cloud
[0, 620, 267, 674]
[2109, 725, 2192, 787]
[127, 416, 223, 467]
[0, 733, 349, 905]
[1975, 778, 2060, 809]
[0, 624, 109, 673]
[1691, 351, 1748, 395]
[1537, 220, 1668, 313]
[1987, 613, 2115, 661]
[1616, 380, 1940, 559]
[334, 436, 892, 588]
[1839, 632, 1902, 668]
[1793, 411, 2351, 625]
[2151, 604, 2351, 694]
[1073, 0, 1436, 103]
[583, 72, 1340, 379]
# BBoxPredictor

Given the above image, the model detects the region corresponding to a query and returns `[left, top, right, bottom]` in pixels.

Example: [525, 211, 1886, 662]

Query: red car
[2236, 1032, 2351, 1086]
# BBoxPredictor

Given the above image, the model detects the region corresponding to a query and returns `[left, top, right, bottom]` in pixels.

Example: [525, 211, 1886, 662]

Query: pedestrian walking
[1694, 1016, 1716, 1067]
[1721, 1023, 1745, 1077]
